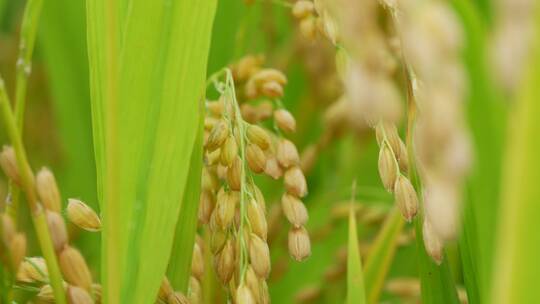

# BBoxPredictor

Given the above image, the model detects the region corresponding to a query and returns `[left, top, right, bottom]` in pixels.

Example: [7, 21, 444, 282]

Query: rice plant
[0, 0, 539, 303]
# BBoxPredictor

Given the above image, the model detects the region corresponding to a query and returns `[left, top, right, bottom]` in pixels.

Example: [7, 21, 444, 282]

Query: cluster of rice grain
[36, 170, 100, 303]
[307, 0, 472, 264]
[491, 0, 536, 91]
[158, 277, 189, 304]
[291, 0, 338, 43]
[12, 169, 196, 304]
[304, 0, 419, 224]
[290, 0, 406, 183]
[232, 59, 311, 264]
[0, 211, 27, 277]
[288, 1, 349, 175]
[375, 123, 418, 222]
[157, 237, 204, 303]
[291, 0, 383, 174]
[199, 59, 310, 303]
[1, 149, 28, 275]
[1, 146, 102, 303]
[394, 0, 472, 262]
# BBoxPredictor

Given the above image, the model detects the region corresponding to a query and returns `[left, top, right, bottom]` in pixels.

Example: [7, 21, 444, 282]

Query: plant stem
[0, 78, 67, 304]
[6, 0, 44, 227]
[15, 0, 43, 129]
[404, 73, 419, 187]
[401, 43, 460, 304]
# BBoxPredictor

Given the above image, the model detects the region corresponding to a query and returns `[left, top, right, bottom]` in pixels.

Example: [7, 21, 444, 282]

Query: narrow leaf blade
[364, 208, 404, 304]
[167, 103, 205, 291]
[347, 204, 367, 304]
[451, 0, 507, 298]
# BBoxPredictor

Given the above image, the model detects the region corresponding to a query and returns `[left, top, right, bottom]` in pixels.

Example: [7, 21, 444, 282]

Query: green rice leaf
[86, 0, 217, 303]
[407, 160, 459, 303]
[458, 194, 481, 304]
[490, 6, 540, 303]
[452, 0, 507, 298]
[347, 201, 366, 304]
[364, 208, 404, 304]
[414, 218, 460, 304]
[167, 102, 204, 292]
[400, 8, 461, 299]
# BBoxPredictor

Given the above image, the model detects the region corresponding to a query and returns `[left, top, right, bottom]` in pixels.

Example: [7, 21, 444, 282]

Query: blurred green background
[1, 0, 538, 303]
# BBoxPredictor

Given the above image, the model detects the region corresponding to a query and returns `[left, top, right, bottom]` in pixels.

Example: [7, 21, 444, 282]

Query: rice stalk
[5, 0, 43, 232]
[0, 80, 66, 303]
[201, 60, 310, 302]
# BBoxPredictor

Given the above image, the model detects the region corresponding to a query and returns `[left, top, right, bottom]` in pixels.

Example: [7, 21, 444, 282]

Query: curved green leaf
[491, 5, 540, 303]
